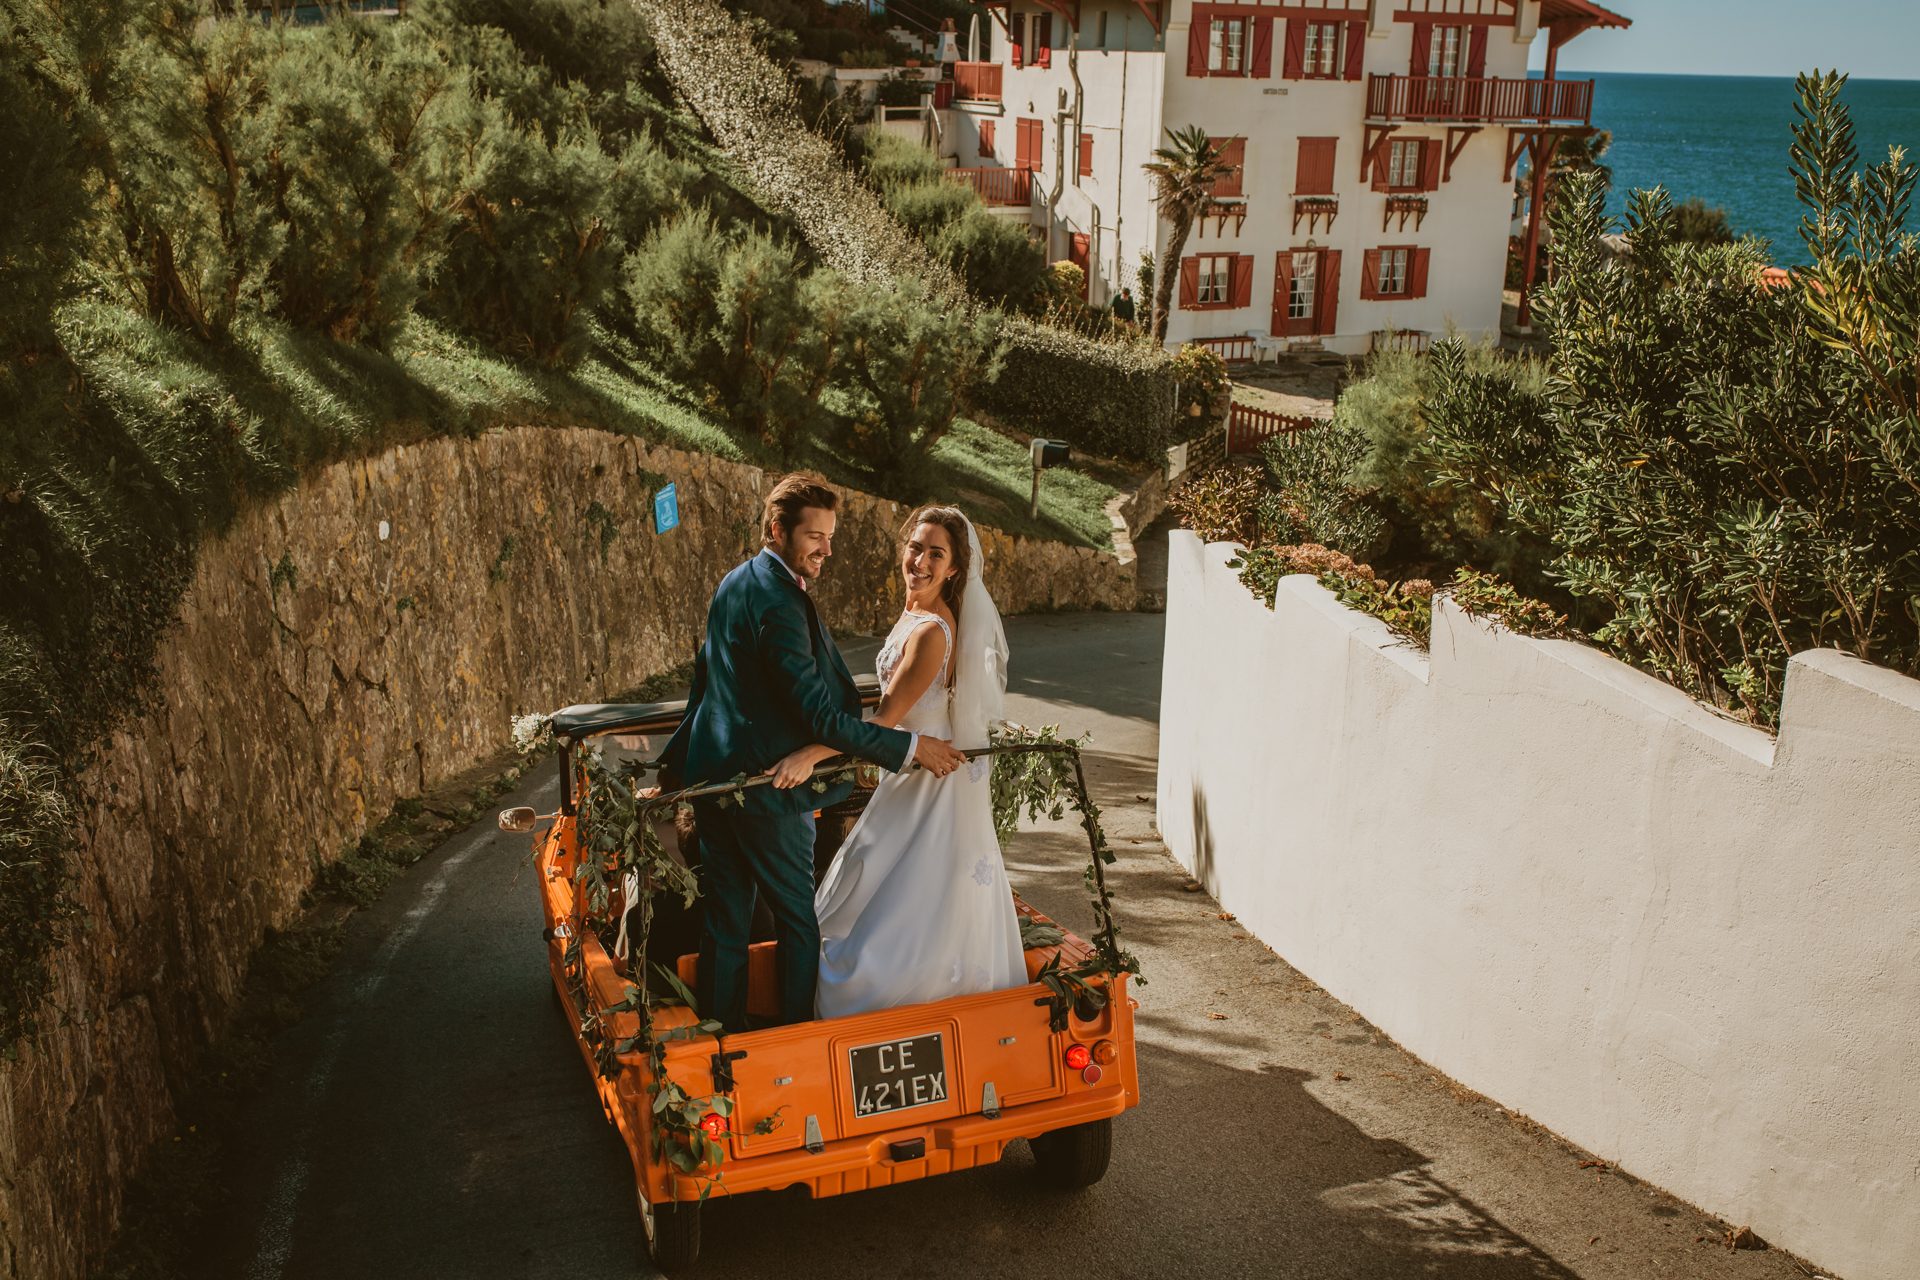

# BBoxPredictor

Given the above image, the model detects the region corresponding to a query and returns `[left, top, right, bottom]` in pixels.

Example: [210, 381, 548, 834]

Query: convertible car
[500, 678, 1140, 1270]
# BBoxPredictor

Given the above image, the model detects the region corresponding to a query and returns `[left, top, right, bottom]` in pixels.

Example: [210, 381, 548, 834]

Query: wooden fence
[947, 166, 1032, 206]
[1193, 335, 1255, 364]
[1228, 402, 1322, 454]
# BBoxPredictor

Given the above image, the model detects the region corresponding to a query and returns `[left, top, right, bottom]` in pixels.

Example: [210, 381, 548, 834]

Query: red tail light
[1063, 1044, 1092, 1071]
[699, 1112, 729, 1136]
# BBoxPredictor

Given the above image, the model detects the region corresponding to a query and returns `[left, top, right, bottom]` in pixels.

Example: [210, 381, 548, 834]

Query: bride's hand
[766, 745, 829, 789]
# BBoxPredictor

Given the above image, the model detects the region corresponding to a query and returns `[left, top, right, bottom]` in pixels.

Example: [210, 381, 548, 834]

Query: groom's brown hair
[762, 473, 839, 543]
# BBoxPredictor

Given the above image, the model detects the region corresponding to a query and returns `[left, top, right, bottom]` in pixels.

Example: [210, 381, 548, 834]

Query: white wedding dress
[814, 605, 1025, 1020]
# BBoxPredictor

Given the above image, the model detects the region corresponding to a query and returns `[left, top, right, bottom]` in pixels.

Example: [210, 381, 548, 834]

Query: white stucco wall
[1156, 531, 1920, 1280]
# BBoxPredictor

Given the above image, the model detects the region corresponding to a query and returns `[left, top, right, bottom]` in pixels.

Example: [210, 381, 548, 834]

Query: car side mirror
[498, 806, 538, 833]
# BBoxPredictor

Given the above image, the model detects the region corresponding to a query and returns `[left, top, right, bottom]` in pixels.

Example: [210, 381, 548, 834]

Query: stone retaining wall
[1, 428, 1135, 1280]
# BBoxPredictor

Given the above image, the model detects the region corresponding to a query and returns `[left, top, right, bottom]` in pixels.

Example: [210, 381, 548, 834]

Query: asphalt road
[203, 613, 1820, 1280]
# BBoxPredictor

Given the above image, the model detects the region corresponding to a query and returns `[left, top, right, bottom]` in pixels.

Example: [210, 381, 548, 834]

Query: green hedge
[968, 320, 1175, 464]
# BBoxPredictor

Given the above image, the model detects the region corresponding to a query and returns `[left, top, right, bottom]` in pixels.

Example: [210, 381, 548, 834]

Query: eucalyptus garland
[513, 712, 1142, 1196]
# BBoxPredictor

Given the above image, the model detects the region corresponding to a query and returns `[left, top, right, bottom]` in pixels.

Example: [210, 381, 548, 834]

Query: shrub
[1258, 421, 1387, 560]
[1167, 342, 1230, 442]
[1167, 464, 1264, 545]
[932, 206, 1047, 310]
[1425, 71, 1920, 725]
[1337, 342, 1554, 592]
[969, 320, 1174, 463]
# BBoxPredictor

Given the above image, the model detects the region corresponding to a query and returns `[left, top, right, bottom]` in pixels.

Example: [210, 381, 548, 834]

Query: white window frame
[1198, 254, 1233, 305]
[1208, 17, 1246, 74]
[1377, 248, 1411, 295]
[1289, 252, 1318, 320]
[1302, 21, 1341, 78]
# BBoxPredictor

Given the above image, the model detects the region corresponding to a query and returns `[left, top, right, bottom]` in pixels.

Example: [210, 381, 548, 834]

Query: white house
[941, 0, 1627, 355]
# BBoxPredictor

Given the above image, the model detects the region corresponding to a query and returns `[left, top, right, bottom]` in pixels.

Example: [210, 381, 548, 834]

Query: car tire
[1030, 1117, 1113, 1189]
[648, 1200, 701, 1271]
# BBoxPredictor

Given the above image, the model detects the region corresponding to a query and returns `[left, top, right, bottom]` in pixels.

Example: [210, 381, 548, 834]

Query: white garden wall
[1156, 531, 1920, 1280]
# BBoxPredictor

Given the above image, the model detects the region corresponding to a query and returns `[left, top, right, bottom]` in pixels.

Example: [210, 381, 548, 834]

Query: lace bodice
[875, 611, 953, 736]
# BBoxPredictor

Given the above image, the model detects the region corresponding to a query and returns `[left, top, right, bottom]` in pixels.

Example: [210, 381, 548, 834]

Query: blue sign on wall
[654, 482, 680, 534]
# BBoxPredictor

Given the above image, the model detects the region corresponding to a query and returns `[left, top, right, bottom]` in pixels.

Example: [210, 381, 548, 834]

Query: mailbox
[1029, 439, 1072, 516]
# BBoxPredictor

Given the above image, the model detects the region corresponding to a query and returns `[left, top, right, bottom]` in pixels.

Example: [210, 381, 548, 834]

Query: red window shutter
[1371, 144, 1391, 192]
[1466, 25, 1488, 79]
[1179, 256, 1201, 310]
[1249, 15, 1273, 78]
[1297, 137, 1336, 195]
[1343, 19, 1366, 81]
[1315, 249, 1341, 335]
[1079, 132, 1093, 177]
[1281, 17, 1305, 80]
[1212, 136, 1245, 198]
[1409, 21, 1432, 76]
[1360, 249, 1383, 301]
[1187, 12, 1209, 77]
[1230, 255, 1253, 309]
[1409, 247, 1431, 299]
[1070, 233, 1091, 298]
[1036, 14, 1052, 68]
[1419, 139, 1441, 192]
[1272, 252, 1293, 335]
[1011, 14, 1024, 67]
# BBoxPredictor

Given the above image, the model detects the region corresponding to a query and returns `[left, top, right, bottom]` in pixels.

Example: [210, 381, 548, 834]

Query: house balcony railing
[1365, 74, 1594, 125]
[953, 61, 1002, 102]
[948, 165, 1031, 206]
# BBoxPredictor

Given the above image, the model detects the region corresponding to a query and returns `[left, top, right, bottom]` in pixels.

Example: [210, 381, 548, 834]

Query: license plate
[849, 1033, 948, 1117]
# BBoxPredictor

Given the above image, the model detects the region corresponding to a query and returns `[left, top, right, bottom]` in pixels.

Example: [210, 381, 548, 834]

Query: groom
[659, 474, 967, 1032]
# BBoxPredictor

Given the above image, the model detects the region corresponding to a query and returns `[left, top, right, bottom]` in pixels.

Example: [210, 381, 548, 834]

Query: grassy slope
[80, 304, 1121, 551]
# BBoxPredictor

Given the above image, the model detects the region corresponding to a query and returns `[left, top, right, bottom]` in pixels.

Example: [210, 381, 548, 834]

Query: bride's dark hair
[902, 506, 972, 619]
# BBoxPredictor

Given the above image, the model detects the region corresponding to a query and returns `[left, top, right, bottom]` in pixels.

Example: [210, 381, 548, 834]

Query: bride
[764, 505, 1024, 1019]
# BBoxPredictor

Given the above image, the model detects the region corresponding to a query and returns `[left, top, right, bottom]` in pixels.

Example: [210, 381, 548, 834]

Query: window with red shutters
[1206, 14, 1248, 75]
[1300, 21, 1341, 78]
[1361, 246, 1427, 299]
[1079, 132, 1093, 178]
[1182, 254, 1239, 310]
[1281, 17, 1305, 80]
[1011, 13, 1024, 68]
[1207, 136, 1246, 199]
[1273, 248, 1341, 336]
[979, 119, 995, 159]
[1035, 13, 1052, 68]
[1295, 137, 1337, 195]
[1375, 138, 1434, 193]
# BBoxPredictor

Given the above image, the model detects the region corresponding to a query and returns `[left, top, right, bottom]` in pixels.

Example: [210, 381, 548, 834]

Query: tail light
[699, 1112, 729, 1136]
[1092, 1039, 1118, 1065]
[1081, 1064, 1104, 1085]
[1063, 1044, 1092, 1071]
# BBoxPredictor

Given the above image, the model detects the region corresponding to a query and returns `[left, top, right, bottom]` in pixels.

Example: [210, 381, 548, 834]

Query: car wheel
[1029, 1117, 1113, 1189]
[648, 1200, 701, 1271]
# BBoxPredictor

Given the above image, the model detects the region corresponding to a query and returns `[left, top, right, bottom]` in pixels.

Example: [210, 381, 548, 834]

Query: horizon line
[1538, 68, 1920, 83]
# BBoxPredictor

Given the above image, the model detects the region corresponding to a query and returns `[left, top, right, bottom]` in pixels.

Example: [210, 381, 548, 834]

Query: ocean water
[1564, 71, 1920, 264]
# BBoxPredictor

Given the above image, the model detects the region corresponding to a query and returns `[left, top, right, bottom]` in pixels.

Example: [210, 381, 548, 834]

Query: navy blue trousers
[692, 802, 818, 1032]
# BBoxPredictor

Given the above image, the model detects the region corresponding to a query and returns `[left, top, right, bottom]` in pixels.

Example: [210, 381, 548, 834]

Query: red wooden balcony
[947, 165, 1031, 206]
[953, 61, 1002, 102]
[1366, 74, 1594, 124]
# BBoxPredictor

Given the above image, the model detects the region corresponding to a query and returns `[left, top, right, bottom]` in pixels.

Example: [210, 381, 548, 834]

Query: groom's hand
[914, 736, 967, 777]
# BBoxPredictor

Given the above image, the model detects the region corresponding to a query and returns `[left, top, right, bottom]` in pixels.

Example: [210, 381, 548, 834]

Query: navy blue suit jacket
[660, 549, 913, 814]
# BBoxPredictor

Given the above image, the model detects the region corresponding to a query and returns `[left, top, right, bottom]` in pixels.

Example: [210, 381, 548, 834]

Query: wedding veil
[949, 514, 1008, 750]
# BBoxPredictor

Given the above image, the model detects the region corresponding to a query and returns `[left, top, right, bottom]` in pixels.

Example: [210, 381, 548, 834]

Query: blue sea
[1557, 71, 1920, 265]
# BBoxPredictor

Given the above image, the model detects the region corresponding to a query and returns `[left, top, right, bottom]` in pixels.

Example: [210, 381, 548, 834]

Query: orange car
[501, 685, 1141, 1271]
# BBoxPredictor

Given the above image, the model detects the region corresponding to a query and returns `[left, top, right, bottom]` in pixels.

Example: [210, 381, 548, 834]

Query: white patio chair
[1245, 328, 1285, 364]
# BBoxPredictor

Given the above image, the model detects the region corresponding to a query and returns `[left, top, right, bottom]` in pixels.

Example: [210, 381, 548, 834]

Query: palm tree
[1143, 126, 1239, 344]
